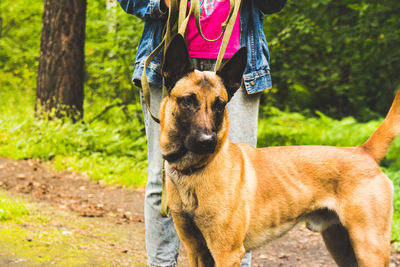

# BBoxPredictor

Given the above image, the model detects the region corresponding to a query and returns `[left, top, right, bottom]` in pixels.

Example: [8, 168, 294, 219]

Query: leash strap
[192, 0, 228, 42]
[141, 42, 163, 124]
[160, 161, 170, 217]
[141, 0, 180, 123]
[214, 0, 241, 71]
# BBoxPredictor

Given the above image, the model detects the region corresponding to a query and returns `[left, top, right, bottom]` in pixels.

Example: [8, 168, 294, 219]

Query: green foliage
[259, 106, 400, 171]
[258, 106, 400, 168]
[0, 0, 42, 75]
[0, 89, 147, 187]
[258, 106, 381, 147]
[386, 169, 400, 248]
[264, 0, 400, 121]
[0, 0, 42, 107]
[85, 1, 144, 111]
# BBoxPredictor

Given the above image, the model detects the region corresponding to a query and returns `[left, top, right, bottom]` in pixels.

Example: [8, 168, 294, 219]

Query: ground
[0, 157, 399, 266]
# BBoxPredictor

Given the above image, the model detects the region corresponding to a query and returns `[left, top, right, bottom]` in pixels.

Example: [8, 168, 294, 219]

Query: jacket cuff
[243, 69, 272, 94]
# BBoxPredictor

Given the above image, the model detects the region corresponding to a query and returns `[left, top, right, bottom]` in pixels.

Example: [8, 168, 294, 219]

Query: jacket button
[250, 81, 255, 86]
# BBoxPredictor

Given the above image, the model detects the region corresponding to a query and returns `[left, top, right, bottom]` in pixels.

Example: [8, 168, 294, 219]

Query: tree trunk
[36, 0, 86, 122]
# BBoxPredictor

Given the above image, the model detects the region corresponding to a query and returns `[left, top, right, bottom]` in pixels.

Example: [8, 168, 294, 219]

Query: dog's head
[159, 34, 247, 169]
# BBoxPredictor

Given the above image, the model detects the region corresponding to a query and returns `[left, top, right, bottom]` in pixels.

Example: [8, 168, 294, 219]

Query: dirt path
[0, 157, 399, 266]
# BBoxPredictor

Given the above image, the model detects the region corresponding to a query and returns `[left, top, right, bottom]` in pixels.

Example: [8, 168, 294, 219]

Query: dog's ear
[161, 34, 195, 93]
[216, 47, 247, 101]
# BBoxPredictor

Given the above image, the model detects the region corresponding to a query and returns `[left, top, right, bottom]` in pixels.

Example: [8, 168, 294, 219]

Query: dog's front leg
[171, 212, 215, 267]
[199, 221, 246, 267]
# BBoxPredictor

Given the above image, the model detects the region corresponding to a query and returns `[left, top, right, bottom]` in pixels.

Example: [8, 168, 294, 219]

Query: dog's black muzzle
[186, 130, 217, 155]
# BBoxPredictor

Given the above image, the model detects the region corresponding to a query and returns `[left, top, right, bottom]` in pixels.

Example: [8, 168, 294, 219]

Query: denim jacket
[118, 0, 286, 94]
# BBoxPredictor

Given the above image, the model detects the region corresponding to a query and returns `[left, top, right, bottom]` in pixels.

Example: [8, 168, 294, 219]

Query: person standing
[118, 0, 286, 266]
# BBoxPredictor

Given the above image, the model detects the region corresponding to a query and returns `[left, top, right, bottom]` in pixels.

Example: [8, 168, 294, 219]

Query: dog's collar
[171, 165, 205, 176]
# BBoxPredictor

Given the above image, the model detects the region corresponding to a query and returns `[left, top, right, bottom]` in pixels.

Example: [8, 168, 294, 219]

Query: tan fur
[160, 71, 399, 267]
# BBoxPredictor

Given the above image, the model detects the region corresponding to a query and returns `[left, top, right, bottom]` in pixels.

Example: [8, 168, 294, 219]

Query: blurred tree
[36, 0, 86, 122]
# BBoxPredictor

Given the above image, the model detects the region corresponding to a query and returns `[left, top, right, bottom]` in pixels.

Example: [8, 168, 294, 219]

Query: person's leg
[141, 86, 180, 267]
[227, 86, 261, 146]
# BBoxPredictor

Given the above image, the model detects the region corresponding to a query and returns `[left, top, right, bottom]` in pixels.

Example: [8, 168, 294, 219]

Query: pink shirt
[186, 0, 241, 59]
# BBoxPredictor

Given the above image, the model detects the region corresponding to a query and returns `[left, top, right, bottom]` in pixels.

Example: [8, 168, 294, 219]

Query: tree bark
[36, 0, 86, 122]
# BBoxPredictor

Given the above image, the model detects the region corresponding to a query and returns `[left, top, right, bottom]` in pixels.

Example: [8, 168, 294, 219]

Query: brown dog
[159, 35, 398, 267]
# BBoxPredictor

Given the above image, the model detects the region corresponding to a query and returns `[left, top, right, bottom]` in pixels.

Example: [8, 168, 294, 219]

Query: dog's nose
[193, 133, 217, 154]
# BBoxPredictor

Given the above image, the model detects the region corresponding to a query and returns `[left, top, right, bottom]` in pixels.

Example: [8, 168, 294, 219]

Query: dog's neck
[166, 140, 229, 178]
[166, 151, 216, 176]
[171, 164, 206, 176]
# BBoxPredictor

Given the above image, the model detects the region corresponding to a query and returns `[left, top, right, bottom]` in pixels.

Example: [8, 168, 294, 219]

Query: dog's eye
[213, 97, 226, 113]
[177, 94, 198, 108]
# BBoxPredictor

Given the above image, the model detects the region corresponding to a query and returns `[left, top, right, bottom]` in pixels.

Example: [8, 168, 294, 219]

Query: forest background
[1, 0, 400, 246]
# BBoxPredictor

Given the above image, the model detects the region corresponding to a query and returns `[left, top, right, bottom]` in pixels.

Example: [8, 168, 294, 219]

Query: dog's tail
[361, 86, 400, 164]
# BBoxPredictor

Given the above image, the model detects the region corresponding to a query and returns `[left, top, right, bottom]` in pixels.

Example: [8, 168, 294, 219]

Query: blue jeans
[141, 58, 261, 267]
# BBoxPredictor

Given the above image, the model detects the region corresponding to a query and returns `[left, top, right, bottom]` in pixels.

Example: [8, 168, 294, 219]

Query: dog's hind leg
[321, 224, 358, 267]
[345, 220, 391, 267]
[346, 226, 391, 267]
[339, 174, 393, 267]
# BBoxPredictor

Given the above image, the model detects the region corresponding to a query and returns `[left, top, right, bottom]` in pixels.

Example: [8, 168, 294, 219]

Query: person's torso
[133, 0, 272, 93]
[185, 0, 240, 59]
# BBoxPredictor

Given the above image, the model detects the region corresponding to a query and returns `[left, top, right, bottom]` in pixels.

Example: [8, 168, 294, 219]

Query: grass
[0, 192, 29, 222]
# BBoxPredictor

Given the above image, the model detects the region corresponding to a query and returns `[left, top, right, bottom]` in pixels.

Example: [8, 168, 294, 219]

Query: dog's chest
[180, 187, 199, 213]
[172, 177, 199, 214]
